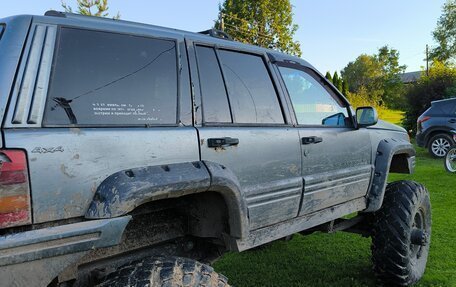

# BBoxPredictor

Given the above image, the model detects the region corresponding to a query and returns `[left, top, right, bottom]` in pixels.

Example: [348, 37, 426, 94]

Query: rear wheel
[371, 181, 431, 286]
[428, 133, 453, 158]
[445, 145, 456, 173]
[97, 256, 230, 287]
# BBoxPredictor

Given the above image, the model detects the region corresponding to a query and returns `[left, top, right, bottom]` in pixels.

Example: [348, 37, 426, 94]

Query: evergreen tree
[333, 71, 341, 90]
[325, 71, 333, 83]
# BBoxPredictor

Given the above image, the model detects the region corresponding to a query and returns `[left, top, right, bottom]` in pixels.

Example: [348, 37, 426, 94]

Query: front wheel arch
[364, 138, 415, 213]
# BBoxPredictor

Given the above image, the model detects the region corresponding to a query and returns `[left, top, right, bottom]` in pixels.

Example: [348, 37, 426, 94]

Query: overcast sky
[0, 0, 446, 74]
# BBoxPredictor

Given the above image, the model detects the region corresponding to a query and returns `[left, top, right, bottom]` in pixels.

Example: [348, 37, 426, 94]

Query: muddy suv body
[0, 12, 430, 287]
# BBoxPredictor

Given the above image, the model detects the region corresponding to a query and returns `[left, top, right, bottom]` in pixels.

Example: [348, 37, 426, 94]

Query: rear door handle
[302, 136, 323, 145]
[449, 119, 456, 123]
[207, 137, 239, 148]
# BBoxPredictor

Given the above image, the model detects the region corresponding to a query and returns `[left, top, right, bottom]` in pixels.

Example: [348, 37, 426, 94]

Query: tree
[341, 46, 406, 108]
[61, 0, 120, 19]
[332, 71, 343, 92]
[216, 0, 301, 56]
[376, 46, 407, 106]
[325, 71, 333, 82]
[430, 0, 456, 62]
[342, 80, 349, 95]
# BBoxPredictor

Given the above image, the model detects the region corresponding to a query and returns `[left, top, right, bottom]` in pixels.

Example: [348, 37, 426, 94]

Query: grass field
[214, 112, 456, 286]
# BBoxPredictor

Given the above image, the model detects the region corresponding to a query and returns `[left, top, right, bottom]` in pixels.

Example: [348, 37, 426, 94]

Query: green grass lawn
[214, 116, 456, 286]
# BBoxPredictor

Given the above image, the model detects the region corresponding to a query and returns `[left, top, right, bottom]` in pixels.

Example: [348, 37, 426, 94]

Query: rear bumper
[0, 216, 131, 286]
[415, 132, 426, 147]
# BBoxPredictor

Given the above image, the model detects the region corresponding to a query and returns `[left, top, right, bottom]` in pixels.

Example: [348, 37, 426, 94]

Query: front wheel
[371, 181, 431, 286]
[445, 145, 456, 173]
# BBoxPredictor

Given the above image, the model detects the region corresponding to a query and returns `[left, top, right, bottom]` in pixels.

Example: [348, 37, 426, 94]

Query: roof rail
[44, 10, 66, 17]
[44, 10, 118, 21]
[199, 28, 233, 41]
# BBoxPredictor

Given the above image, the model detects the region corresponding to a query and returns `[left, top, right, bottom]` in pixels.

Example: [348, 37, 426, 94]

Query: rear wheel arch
[424, 129, 453, 147]
[85, 161, 249, 240]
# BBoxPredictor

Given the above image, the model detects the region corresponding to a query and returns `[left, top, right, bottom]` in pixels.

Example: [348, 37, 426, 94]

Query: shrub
[346, 87, 386, 118]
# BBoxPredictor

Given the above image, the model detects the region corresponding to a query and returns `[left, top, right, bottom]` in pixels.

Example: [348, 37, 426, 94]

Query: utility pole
[426, 44, 429, 76]
[219, 12, 225, 31]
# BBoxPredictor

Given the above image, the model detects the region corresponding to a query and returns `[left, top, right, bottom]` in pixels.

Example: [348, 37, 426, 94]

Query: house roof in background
[399, 71, 421, 83]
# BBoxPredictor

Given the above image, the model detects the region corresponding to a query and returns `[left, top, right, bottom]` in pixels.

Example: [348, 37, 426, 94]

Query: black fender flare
[364, 138, 416, 212]
[85, 161, 248, 239]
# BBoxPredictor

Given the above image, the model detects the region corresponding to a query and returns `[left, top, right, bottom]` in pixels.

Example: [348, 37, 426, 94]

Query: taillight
[417, 116, 431, 133]
[0, 150, 32, 228]
[418, 116, 431, 124]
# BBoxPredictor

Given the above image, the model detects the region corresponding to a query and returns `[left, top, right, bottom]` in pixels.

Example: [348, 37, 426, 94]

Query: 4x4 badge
[31, 146, 64, 154]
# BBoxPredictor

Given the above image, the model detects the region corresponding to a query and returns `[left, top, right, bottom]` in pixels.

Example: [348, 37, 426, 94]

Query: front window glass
[279, 66, 349, 126]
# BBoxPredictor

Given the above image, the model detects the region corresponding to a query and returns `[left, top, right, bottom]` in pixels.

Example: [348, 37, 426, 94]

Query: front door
[277, 65, 372, 215]
[189, 44, 302, 230]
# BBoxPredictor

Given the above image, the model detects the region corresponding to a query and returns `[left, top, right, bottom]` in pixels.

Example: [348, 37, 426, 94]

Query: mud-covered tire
[371, 181, 431, 286]
[97, 256, 230, 287]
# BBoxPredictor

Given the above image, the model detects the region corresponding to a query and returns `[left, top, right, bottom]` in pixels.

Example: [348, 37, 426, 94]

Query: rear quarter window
[43, 28, 178, 126]
[432, 101, 456, 115]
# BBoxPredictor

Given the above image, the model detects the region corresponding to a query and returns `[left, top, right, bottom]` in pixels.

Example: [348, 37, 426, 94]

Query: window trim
[276, 62, 356, 129]
[194, 44, 233, 124]
[193, 42, 288, 127]
[42, 25, 182, 128]
[0, 24, 5, 40]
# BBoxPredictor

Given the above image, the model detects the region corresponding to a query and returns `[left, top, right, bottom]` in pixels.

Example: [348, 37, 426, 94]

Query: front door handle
[449, 119, 456, 124]
[302, 136, 323, 145]
[208, 137, 239, 148]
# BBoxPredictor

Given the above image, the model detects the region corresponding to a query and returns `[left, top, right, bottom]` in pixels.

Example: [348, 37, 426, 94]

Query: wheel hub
[432, 138, 451, 156]
[411, 228, 430, 246]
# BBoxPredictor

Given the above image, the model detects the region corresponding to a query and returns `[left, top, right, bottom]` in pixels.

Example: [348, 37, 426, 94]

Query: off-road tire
[428, 133, 454, 158]
[371, 181, 431, 286]
[97, 256, 230, 287]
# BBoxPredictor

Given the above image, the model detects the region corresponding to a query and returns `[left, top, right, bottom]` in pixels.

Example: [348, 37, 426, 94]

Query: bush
[403, 61, 456, 134]
[346, 87, 386, 118]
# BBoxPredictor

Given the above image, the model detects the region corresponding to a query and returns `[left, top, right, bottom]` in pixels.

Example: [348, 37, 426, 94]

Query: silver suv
[0, 11, 431, 287]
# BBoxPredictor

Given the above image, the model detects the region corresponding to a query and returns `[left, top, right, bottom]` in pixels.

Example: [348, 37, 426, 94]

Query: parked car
[416, 98, 456, 157]
[0, 11, 431, 287]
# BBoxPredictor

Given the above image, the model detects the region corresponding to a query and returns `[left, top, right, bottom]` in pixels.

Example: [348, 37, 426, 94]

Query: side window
[195, 46, 232, 123]
[0, 25, 4, 40]
[44, 28, 178, 126]
[278, 66, 349, 127]
[218, 50, 284, 124]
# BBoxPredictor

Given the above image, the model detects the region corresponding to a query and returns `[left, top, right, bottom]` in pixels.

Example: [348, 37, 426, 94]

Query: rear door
[276, 64, 372, 215]
[188, 42, 302, 230]
[3, 23, 198, 223]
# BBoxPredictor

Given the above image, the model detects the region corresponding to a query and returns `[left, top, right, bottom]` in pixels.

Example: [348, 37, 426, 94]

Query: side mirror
[356, 107, 378, 127]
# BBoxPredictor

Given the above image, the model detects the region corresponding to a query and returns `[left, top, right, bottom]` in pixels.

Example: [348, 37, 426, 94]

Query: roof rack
[44, 10, 118, 21]
[198, 28, 233, 41]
